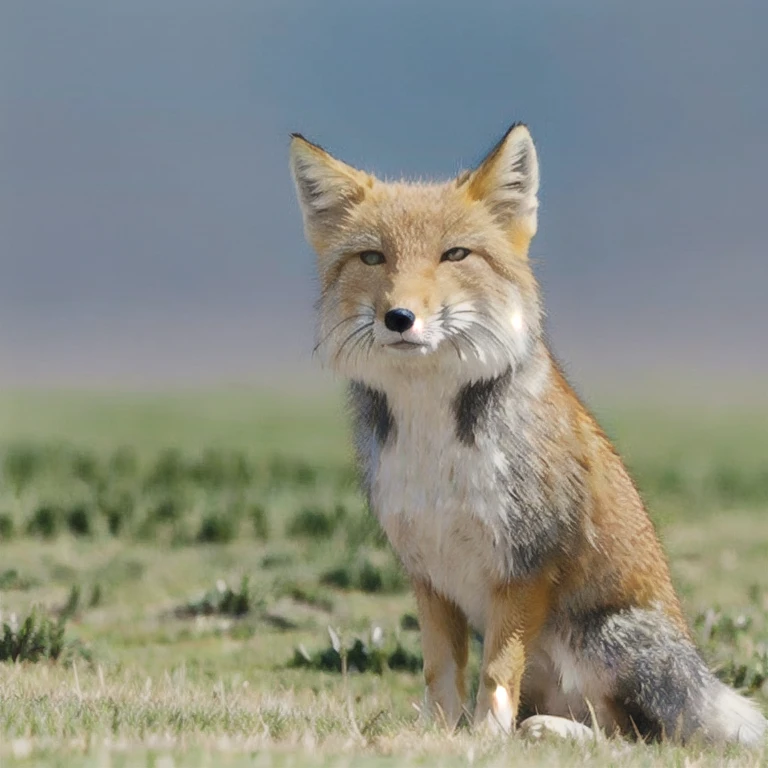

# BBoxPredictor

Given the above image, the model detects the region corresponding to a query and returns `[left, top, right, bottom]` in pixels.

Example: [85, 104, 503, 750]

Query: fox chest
[360, 397, 510, 630]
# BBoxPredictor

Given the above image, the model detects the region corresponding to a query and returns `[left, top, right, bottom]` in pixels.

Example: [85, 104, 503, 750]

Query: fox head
[289, 124, 543, 387]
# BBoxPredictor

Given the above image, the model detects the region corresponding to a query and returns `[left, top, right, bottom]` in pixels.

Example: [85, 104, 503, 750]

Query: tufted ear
[461, 123, 540, 236]
[289, 134, 371, 240]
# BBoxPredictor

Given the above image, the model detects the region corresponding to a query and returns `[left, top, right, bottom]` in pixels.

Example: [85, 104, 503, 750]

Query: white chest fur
[367, 382, 509, 630]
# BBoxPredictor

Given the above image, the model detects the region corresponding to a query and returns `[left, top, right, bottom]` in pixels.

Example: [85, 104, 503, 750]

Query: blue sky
[2, 0, 767, 394]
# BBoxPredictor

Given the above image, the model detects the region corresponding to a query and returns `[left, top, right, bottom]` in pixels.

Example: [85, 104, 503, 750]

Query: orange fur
[475, 576, 553, 731]
[412, 580, 469, 729]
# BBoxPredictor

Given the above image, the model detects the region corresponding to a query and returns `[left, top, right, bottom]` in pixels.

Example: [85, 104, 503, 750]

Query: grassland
[0, 389, 767, 767]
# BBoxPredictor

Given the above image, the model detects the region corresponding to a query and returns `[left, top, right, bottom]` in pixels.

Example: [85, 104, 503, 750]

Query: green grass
[0, 389, 766, 766]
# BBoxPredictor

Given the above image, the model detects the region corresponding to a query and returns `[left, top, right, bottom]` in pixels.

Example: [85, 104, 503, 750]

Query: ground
[0, 390, 766, 767]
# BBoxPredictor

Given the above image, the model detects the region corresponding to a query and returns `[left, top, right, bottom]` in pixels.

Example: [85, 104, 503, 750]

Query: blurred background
[2, 0, 767, 400]
[1, 4, 767, 762]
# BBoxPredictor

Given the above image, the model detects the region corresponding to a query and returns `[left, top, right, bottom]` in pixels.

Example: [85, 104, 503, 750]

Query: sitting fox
[288, 124, 766, 745]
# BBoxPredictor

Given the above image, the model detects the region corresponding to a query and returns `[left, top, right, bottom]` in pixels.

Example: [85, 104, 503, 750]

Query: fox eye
[359, 250, 386, 266]
[440, 247, 471, 263]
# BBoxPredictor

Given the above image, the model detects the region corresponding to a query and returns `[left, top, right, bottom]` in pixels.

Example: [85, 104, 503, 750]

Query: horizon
[3, 0, 767, 399]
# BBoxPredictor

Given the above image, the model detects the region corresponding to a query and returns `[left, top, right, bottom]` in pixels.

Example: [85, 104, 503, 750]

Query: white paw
[479, 685, 514, 734]
[519, 715, 595, 742]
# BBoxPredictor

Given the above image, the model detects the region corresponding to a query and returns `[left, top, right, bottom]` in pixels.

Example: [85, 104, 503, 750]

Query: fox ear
[289, 134, 370, 238]
[461, 123, 539, 235]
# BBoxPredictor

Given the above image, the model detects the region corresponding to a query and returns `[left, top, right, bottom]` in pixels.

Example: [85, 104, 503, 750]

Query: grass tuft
[290, 627, 422, 675]
[286, 505, 345, 540]
[321, 556, 408, 594]
[176, 577, 256, 618]
[0, 608, 87, 664]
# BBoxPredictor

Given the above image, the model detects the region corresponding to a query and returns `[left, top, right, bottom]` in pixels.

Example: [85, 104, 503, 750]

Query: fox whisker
[314, 313, 374, 355]
[334, 322, 374, 366]
[446, 335, 464, 362]
[345, 323, 375, 363]
[447, 307, 509, 352]
[444, 306, 511, 362]
[453, 328, 484, 361]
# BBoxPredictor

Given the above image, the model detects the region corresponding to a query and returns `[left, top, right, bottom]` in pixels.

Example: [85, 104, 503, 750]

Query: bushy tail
[701, 681, 766, 746]
[579, 607, 767, 746]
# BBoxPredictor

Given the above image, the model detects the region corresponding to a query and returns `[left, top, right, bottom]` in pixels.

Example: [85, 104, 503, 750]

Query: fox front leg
[412, 579, 469, 730]
[475, 579, 550, 734]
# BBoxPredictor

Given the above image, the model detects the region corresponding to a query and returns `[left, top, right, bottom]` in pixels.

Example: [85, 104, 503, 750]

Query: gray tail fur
[578, 607, 766, 746]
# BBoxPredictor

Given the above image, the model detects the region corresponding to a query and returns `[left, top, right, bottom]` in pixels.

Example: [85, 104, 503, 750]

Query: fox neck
[357, 338, 553, 422]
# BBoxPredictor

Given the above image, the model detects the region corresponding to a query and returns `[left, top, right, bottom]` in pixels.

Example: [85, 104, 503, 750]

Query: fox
[287, 123, 767, 746]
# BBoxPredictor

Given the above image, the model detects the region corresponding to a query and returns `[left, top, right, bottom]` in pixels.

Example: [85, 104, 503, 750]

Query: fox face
[290, 124, 544, 386]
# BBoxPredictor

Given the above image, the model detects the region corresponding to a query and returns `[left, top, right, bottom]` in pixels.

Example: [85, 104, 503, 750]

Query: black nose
[384, 308, 416, 333]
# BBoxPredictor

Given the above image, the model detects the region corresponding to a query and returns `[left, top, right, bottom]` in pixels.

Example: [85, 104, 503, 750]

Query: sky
[2, 0, 767, 397]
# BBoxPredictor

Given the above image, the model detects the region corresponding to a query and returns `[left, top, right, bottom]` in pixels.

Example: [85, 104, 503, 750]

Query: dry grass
[0, 390, 766, 766]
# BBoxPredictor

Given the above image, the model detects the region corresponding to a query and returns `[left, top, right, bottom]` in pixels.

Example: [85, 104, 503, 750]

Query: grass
[0, 389, 766, 766]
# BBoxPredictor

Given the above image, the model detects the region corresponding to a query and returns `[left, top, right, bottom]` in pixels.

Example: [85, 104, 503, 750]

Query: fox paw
[519, 715, 595, 742]
[474, 685, 515, 735]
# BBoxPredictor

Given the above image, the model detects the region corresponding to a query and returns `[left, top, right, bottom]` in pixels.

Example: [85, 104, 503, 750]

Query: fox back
[289, 125, 766, 747]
